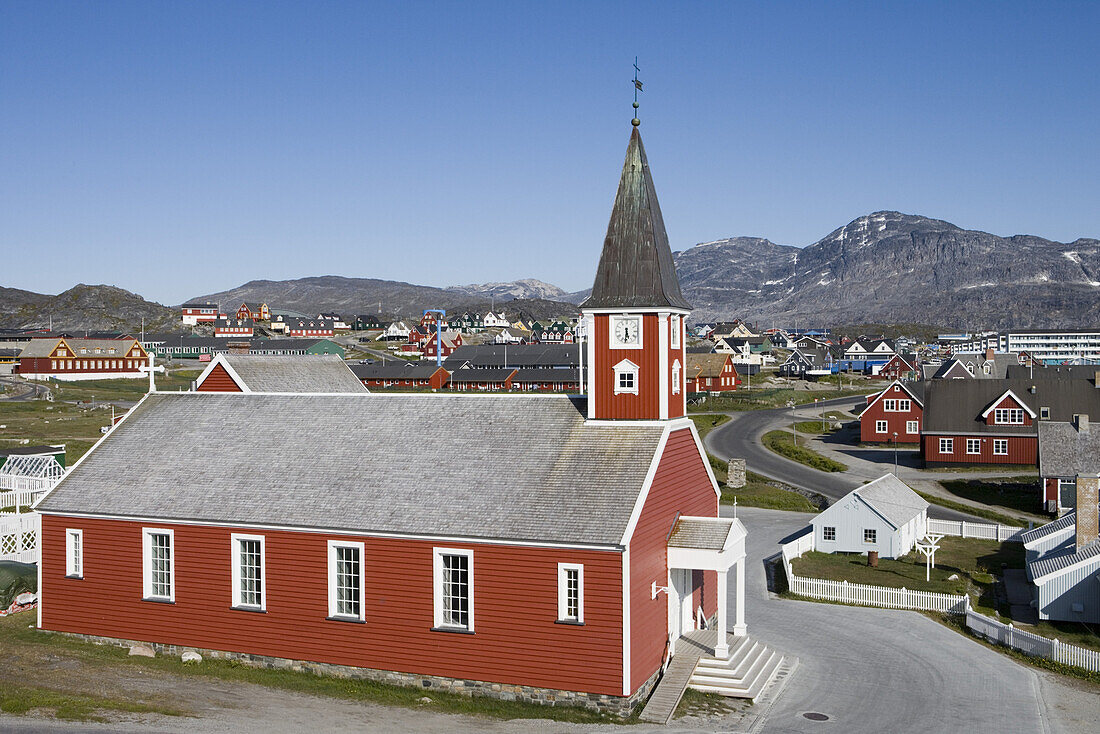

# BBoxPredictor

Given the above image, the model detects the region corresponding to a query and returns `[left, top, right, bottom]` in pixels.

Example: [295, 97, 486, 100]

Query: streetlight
[892, 432, 899, 476]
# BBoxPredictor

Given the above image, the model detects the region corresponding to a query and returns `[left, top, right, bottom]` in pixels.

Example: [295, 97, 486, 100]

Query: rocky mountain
[675, 212, 1100, 329]
[444, 278, 569, 302]
[187, 276, 578, 322]
[0, 284, 179, 333]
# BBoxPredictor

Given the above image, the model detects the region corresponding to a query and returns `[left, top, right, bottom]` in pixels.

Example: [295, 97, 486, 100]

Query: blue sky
[2, 1, 1098, 305]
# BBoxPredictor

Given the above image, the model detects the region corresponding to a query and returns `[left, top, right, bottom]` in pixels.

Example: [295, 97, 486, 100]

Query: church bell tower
[581, 121, 692, 421]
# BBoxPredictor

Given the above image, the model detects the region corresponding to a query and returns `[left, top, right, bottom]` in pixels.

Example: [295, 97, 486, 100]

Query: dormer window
[613, 359, 639, 395]
[994, 408, 1024, 424]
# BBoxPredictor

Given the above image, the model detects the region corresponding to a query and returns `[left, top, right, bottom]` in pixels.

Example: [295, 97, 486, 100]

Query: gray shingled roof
[1020, 512, 1077, 545]
[855, 474, 928, 528]
[583, 127, 691, 311]
[1038, 422, 1100, 478]
[668, 517, 733, 550]
[218, 355, 367, 393]
[923, 378, 1100, 434]
[19, 338, 138, 358]
[1028, 539, 1100, 581]
[38, 393, 669, 545]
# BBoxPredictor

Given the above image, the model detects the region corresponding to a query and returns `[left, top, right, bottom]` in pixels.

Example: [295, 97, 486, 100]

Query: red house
[876, 353, 918, 381]
[422, 332, 463, 361]
[34, 123, 780, 714]
[685, 354, 740, 393]
[859, 381, 924, 444]
[181, 302, 218, 325]
[447, 367, 517, 391]
[235, 302, 270, 322]
[286, 318, 335, 338]
[350, 362, 450, 390]
[17, 338, 149, 381]
[920, 378, 1100, 466]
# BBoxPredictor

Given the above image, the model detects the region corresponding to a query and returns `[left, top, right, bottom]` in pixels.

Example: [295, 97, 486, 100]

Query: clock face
[613, 316, 641, 347]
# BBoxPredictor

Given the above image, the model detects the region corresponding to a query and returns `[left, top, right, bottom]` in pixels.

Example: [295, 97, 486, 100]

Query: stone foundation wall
[726, 458, 746, 488]
[51, 630, 659, 716]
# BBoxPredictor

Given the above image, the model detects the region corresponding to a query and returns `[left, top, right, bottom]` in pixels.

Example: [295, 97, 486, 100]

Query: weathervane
[632, 57, 642, 126]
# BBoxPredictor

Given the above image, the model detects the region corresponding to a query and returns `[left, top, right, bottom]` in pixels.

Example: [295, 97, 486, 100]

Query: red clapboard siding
[627, 428, 718, 693]
[860, 389, 923, 443]
[1045, 477, 1059, 502]
[921, 434, 1036, 465]
[196, 364, 241, 392]
[40, 516, 624, 695]
[985, 395, 1034, 427]
[591, 315, 662, 420]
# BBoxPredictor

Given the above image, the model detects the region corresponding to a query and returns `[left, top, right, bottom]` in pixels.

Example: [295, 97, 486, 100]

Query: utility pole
[893, 432, 899, 476]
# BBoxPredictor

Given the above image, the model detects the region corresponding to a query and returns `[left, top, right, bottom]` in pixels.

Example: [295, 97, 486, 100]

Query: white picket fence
[781, 530, 968, 614]
[0, 513, 40, 563]
[966, 607, 1100, 673]
[927, 517, 1027, 543]
[0, 488, 47, 515]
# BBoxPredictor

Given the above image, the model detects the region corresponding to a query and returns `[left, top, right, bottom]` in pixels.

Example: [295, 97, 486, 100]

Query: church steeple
[582, 124, 690, 421]
[583, 127, 692, 311]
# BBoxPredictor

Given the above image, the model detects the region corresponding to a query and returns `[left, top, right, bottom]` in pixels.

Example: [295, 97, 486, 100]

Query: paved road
[704, 397, 983, 523]
[730, 506, 1084, 734]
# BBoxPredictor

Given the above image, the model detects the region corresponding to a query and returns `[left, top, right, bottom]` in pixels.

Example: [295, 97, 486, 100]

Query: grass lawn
[0, 610, 629, 724]
[937, 477, 1042, 515]
[761, 430, 849, 472]
[688, 387, 876, 413]
[792, 411, 848, 436]
[689, 413, 730, 440]
[709, 452, 818, 513]
[790, 537, 1024, 600]
[25, 370, 199, 403]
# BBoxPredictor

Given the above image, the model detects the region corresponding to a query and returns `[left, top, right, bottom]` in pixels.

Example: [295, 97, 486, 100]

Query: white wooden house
[811, 475, 929, 559]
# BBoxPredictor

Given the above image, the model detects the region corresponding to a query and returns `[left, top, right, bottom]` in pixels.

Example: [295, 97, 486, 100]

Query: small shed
[811, 474, 929, 559]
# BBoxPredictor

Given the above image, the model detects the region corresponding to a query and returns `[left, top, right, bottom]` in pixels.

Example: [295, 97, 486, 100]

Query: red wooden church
[35, 124, 777, 715]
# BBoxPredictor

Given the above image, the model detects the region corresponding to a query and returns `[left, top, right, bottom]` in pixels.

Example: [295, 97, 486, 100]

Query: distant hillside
[672, 211, 1100, 329]
[186, 276, 579, 322]
[445, 278, 570, 302]
[0, 284, 179, 333]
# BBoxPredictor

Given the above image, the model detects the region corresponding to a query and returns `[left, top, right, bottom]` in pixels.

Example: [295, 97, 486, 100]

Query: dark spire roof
[583, 127, 692, 311]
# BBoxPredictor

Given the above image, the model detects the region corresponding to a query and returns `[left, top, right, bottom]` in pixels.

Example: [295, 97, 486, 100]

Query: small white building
[483, 311, 509, 328]
[811, 474, 929, 559]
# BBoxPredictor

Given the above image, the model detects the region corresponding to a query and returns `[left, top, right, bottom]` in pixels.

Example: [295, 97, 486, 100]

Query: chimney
[1078, 414, 1090, 433]
[1075, 475, 1099, 550]
[228, 341, 250, 355]
[985, 347, 995, 361]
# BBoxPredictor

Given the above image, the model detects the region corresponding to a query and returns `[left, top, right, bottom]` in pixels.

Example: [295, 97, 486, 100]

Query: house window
[672, 360, 681, 394]
[966, 438, 981, 455]
[863, 529, 877, 544]
[994, 408, 1024, 424]
[938, 438, 953, 454]
[670, 318, 680, 349]
[66, 529, 83, 578]
[993, 439, 1008, 455]
[557, 563, 584, 623]
[876, 420, 888, 433]
[613, 359, 639, 395]
[433, 548, 473, 632]
[231, 534, 265, 610]
[327, 540, 365, 621]
[1040, 407, 1050, 420]
[906, 420, 919, 434]
[142, 528, 174, 602]
[823, 526, 836, 541]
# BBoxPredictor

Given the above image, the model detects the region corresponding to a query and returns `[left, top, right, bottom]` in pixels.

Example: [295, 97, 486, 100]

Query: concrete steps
[688, 636, 787, 701]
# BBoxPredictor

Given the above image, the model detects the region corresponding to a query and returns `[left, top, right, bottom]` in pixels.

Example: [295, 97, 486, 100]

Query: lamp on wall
[651, 581, 671, 600]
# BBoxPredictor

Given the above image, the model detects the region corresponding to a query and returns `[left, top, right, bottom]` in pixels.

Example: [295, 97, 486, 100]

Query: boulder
[128, 644, 156, 658]
[181, 651, 203, 664]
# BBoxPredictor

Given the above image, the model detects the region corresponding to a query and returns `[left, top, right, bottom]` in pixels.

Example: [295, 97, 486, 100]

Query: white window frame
[876, 420, 888, 434]
[939, 438, 953, 454]
[670, 317, 680, 349]
[1040, 407, 1050, 420]
[994, 408, 1024, 425]
[613, 359, 639, 395]
[966, 438, 981, 455]
[433, 547, 474, 632]
[66, 529, 83, 578]
[142, 527, 175, 602]
[671, 359, 681, 395]
[609, 314, 643, 350]
[231, 533, 266, 611]
[327, 540, 366, 622]
[822, 526, 836, 542]
[906, 420, 919, 434]
[993, 439, 1008, 456]
[863, 528, 877, 544]
[557, 562, 584, 623]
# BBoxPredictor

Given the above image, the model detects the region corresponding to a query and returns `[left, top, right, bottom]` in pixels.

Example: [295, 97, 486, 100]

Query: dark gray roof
[444, 344, 578, 369]
[1028, 539, 1100, 580]
[217, 355, 367, 393]
[583, 127, 691, 311]
[1007, 365, 1100, 381]
[668, 517, 734, 550]
[349, 361, 444, 380]
[448, 368, 517, 383]
[1038, 422, 1100, 478]
[1020, 512, 1077, 545]
[38, 393, 669, 546]
[510, 368, 580, 384]
[923, 378, 1100, 435]
[855, 474, 928, 528]
[214, 317, 254, 329]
